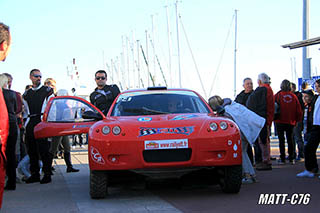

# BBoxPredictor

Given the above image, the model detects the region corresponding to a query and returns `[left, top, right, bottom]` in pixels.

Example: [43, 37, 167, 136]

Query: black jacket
[235, 90, 252, 106]
[90, 84, 120, 115]
[2, 89, 17, 123]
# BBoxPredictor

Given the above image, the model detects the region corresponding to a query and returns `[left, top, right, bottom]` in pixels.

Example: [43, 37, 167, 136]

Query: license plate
[144, 139, 188, 150]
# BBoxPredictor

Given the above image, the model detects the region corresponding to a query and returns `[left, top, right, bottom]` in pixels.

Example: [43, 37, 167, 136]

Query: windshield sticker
[139, 126, 194, 137]
[90, 147, 105, 165]
[72, 124, 92, 128]
[171, 114, 198, 120]
[138, 117, 152, 122]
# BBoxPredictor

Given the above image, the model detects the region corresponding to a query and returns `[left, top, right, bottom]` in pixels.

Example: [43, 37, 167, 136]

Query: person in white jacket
[209, 96, 266, 183]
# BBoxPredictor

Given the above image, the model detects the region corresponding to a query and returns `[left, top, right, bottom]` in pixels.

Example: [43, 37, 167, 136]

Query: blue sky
[1, 0, 320, 99]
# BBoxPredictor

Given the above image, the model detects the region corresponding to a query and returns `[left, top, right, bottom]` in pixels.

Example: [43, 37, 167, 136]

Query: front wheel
[90, 170, 108, 199]
[218, 165, 242, 193]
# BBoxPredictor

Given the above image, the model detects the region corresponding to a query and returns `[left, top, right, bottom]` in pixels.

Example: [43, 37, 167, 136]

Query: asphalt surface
[2, 140, 320, 213]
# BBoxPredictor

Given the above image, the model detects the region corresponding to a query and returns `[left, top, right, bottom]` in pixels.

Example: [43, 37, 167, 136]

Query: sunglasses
[33, 74, 42, 78]
[95, 77, 106, 80]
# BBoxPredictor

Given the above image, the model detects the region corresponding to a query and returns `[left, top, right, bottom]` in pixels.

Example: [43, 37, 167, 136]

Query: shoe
[296, 170, 315, 178]
[40, 175, 52, 184]
[270, 157, 276, 160]
[289, 160, 295, 165]
[296, 157, 304, 162]
[242, 177, 254, 184]
[256, 163, 272, 171]
[25, 175, 40, 184]
[66, 167, 80, 173]
[4, 184, 16, 190]
[277, 159, 285, 165]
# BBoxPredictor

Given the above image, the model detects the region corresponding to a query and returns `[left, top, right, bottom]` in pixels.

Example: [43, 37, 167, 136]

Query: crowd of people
[209, 73, 320, 184]
[1, 21, 320, 210]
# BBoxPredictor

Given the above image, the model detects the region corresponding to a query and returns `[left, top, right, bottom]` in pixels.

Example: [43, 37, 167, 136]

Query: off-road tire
[90, 170, 108, 199]
[219, 165, 242, 193]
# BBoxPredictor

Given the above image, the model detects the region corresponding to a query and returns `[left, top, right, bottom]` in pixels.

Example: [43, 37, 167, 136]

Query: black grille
[143, 148, 192, 163]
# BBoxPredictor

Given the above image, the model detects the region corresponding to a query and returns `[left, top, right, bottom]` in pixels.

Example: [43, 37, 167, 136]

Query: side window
[47, 98, 99, 122]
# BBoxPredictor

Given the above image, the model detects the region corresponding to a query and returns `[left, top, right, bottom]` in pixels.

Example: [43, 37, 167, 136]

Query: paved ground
[2, 140, 320, 213]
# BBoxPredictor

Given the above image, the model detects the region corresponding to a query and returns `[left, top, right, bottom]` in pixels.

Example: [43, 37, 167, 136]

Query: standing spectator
[297, 80, 320, 178]
[3, 73, 24, 162]
[0, 74, 18, 190]
[246, 73, 275, 170]
[291, 82, 305, 161]
[235, 77, 254, 164]
[43, 81, 80, 173]
[235, 77, 253, 105]
[0, 22, 11, 209]
[23, 69, 54, 184]
[90, 70, 120, 115]
[274, 80, 302, 164]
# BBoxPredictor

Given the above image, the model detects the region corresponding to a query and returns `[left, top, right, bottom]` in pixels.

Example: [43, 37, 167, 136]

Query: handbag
[274, 95, 281, 120]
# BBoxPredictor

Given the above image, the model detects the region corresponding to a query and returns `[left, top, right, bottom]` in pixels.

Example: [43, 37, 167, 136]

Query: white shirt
[313, 96, 320, 126]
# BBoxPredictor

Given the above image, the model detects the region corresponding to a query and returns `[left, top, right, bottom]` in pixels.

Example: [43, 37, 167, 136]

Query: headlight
[220, 121, 228, 130]
[210, 122, 218, 131]
[102, 126, 110, 135]
[112, 126, 121, 135]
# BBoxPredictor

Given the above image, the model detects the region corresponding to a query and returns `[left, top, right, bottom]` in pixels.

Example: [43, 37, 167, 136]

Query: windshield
[110, 90, 210, 116]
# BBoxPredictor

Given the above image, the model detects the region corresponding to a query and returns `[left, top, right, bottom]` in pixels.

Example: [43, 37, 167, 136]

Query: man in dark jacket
[90, 70, 120, 115]
[246, 73, 275, 170]
[23, 69, 55, 184]
[297, 80, 320, 178]
[291, 82, 305, 161]
[235, 77, 254, 164]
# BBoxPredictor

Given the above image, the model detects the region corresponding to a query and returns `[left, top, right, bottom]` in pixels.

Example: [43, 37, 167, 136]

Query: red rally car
[34, 87, 242, 199]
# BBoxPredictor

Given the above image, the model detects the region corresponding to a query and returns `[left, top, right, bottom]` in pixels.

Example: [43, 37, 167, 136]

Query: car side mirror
[82, 111, 103, 121]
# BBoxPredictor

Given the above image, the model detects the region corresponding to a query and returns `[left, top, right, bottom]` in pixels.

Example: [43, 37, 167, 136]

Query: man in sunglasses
[22, 69, 54, 184]
[90, 70, 120, 115]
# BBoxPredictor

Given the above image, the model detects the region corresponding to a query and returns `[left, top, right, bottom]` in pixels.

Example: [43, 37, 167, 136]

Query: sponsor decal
[233, 144, 238, 151]
[145, 141, 159, 149]
[171, 114, 198, 120]
[138, 117, 152, 122]
[139, 126, 194, 137]
[283, 94, 293, 103]
[145, 139, 188, 150]
[72, 124, 92, 128]
[90, 146, 105, 165]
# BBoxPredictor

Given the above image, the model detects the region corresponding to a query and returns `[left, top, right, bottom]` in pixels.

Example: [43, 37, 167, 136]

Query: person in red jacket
[0, 22, 11, 209]
[274, 80, 303, 165]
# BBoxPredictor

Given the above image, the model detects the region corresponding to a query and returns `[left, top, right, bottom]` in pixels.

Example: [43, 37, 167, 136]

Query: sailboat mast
[175, 0, 182, 88]
[165, 4, 172, 87]
[233, 10, 238, 98]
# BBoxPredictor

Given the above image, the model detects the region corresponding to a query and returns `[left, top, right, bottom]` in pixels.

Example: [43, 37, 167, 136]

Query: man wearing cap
[297, 79, 320, 178]
[246, 73, 275, 170]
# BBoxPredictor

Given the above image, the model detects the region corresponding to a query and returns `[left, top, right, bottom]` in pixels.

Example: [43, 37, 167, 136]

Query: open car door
[34, 96, 105, 139]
